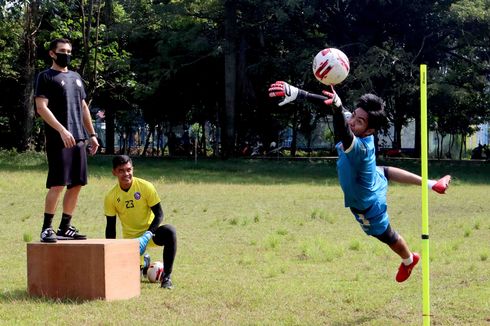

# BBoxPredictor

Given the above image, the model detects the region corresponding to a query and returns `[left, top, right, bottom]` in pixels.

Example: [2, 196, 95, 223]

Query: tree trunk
[459, 134, 466, 160]
[222, 0, 237, 159]
[155, 125, 162, 156]
[90, 0, 102, 99]
[291, 118, 298, 157]
[105, 108, 115, 154]
[200, 121, 207, 157]
[439, 134, 445, 159]
[142, 124, 155, 157]
[434, 131, 440, 159]
[306, 133, 312, 157]
[80, 0, 94, 79]
[393, 120, 402, 149]
[414, 115, 421, 158]
[17, 0, 39, 151]
[104, 0, 114, 25]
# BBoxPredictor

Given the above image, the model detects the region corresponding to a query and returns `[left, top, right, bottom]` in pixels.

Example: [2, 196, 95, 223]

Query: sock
[58, 213, 72, 231]
[428, 180, 436, 189]
[142, 254, 151, 270]
[402, 253, 414, 266]
[42, 213, 55, 231]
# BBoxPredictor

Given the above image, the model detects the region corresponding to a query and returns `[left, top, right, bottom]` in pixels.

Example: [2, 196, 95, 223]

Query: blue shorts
[350, 201, 389, 236]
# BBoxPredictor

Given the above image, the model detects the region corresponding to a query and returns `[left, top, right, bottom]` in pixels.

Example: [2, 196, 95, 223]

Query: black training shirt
[35, 68, 87, 141]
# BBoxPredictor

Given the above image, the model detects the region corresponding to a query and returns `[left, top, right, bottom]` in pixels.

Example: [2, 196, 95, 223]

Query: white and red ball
[312, 48, 350, 85]
[147, 261, 164, 283]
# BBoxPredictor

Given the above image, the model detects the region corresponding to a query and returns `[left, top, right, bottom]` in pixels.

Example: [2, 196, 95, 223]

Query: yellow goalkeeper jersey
[104, 177, 161, 239]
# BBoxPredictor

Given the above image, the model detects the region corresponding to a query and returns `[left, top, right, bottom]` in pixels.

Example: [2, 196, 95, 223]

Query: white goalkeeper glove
[268, 81, 300, 106]
[322, 86, 342, 108]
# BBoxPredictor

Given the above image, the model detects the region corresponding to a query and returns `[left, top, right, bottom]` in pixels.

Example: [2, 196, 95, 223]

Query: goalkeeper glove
[268, 81, 303, 106]
[138, 231, 153, 255]
[322, 86, 342, 108]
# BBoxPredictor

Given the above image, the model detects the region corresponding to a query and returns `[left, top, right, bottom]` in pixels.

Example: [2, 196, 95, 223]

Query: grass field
[0, 151, 489, 325]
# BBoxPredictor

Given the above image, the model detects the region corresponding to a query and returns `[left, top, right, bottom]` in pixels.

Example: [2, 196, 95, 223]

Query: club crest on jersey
[76, 79, 83, 87]
[134, 192, 141, 200]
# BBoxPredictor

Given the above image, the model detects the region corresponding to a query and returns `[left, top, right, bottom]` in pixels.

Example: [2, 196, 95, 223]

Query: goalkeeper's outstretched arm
[268, 80, 351, 111]
[297, 90, 329, 103]
[268, 81, 328, 106]
[322, 88, 354, 149]
[268, 80, 354, 148]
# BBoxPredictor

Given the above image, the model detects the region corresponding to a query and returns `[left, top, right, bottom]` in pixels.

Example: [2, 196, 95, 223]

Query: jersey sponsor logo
[134, 192, 141, 200]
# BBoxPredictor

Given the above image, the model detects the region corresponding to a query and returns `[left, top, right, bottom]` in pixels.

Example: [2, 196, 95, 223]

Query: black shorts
[46, 140, 88, 189]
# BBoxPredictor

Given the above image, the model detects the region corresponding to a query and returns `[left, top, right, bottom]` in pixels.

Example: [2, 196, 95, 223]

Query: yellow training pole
[420, 64, 430, 325]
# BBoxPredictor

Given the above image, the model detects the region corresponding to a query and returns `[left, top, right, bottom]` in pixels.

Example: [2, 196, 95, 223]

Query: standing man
[104, 155, 177, 289]
[268, 81, 450, 282]
[35, 38, 99, 243]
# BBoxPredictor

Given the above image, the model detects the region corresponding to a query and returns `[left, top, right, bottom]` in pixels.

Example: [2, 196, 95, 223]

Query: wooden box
[27, 239, 140, 301]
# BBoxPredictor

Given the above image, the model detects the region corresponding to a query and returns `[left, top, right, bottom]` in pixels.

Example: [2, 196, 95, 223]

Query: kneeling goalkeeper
[104, 155, 177, 289]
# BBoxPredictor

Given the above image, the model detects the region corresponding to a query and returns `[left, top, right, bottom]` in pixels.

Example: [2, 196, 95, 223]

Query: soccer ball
[312, 48, 350, 85]
[147, 261, 164, 283]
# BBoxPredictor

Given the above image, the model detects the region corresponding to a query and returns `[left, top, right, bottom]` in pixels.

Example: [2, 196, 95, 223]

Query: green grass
[0, 151, 489, 325]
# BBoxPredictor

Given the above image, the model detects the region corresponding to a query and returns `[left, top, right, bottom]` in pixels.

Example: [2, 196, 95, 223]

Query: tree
[1, 0, 489, 160]
[0, 1, 40, 151]
[428, 0, 490, 158]
[18, 0, 40, 151]
[222, 0, 237, 158]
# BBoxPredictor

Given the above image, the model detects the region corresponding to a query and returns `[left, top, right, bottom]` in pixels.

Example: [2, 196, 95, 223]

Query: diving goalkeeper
[268, 81, 450, 282]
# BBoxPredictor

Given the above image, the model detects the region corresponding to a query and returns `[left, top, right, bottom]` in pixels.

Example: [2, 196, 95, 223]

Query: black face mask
[54, 53, 71, 68]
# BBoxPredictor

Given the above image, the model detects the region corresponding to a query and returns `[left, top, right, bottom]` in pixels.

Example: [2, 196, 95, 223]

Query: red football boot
[432, 175, 451, 194]
[396, 252, 420, 283]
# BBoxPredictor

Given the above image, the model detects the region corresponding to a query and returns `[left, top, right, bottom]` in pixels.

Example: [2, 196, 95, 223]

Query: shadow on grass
[2, 151, 489, 185]
[0, 288, 98, 305]
[0, 289, 31, 301]
[91, 156, 490, 185]
[0, 150, 47, 172]
[129, 157, 339, 185]
[332, 316, 376, 326]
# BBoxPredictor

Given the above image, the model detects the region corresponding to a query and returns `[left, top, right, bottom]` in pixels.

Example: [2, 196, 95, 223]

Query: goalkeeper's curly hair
[357, 94, 388, 131]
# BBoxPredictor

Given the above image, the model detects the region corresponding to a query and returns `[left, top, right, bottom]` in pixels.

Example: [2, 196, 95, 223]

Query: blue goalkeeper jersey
[336, 135, 387, 212]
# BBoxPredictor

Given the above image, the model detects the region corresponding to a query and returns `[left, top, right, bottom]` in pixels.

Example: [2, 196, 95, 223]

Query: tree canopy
[1, 0, 489, 158]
